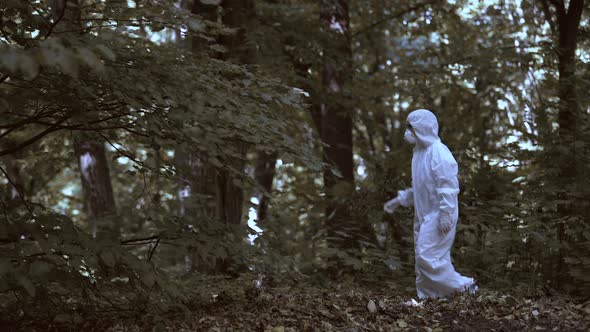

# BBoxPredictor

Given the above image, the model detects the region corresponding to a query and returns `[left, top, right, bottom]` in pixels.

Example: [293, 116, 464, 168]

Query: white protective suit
[386, 109, 476, 299]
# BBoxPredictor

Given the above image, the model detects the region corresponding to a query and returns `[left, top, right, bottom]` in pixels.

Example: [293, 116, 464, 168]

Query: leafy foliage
[0, 207, 181, 320]
[1, 0, 590, 327]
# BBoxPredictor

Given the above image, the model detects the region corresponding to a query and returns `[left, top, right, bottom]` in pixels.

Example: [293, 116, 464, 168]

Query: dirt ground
[5, 277, 590, 331]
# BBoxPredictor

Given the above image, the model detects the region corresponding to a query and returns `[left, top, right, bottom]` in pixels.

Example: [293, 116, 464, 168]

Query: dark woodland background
[1, 0, 590, 329]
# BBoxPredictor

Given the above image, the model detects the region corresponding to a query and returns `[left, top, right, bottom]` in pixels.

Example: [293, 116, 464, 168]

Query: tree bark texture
[320, 0, 356, 249]
[254, 151, 277, 223]
[75, 140, 116, 238]
[555, 0, 583, 178]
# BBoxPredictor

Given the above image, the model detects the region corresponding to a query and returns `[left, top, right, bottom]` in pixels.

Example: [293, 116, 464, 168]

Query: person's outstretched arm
[384, 188, 413, 214]
[396, 188, 414, 207]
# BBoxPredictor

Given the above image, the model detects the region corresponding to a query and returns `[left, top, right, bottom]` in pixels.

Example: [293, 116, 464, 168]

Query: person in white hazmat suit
[384, 109, 477, 299]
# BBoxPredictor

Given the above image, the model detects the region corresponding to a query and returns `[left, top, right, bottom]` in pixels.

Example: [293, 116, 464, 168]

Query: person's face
[404, 122, 417, 145]
[406, 122, 415, 135]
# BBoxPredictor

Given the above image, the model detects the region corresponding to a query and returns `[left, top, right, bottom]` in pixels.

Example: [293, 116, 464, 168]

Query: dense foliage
[1, 0, 589, 328]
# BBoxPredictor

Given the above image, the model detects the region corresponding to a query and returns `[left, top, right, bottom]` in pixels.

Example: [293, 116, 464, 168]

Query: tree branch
[120, 235, 160, 245]
[539, 0, 557, 37]
[352, 0, 438, 37]
[147, 236, 161, 261]
[0, 116, 69, 157]
[120, 234, 179, 245]
[45, 1, 67, 39]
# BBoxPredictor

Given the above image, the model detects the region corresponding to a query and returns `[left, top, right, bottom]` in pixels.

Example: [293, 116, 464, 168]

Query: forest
[1, 0, 590, 330]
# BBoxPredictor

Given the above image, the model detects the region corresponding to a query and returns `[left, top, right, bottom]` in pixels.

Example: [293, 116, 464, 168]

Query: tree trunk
[191, 0, 253, 227]
[320, 0, 356, 249]
[175, 145, 216, 273]
[75, 139, 116, 238]
[50, 1, 117, 238]
[555, 0, 584, 178]
[175, 2, 220, 272]
[0, 140, 25, 204]
[540, 0, 584, 287]
[254, 151, 277, 223]
[554, 0, 583, 286]
[189, 0, 256, 273]
[215, 0, 255, 228]
[176, 146, 216, 219]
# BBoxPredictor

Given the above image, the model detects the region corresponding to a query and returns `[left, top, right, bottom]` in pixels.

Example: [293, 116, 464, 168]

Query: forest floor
[15, 275, 588, 332]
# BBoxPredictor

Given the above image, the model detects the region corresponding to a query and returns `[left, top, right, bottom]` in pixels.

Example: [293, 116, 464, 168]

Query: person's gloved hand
[384, 197, 400, 214]
[439, 214, 452, 234]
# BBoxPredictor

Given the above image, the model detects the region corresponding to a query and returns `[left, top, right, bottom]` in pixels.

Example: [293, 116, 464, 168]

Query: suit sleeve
[431, 147, 460, 219]
[397, 188, 414, 207]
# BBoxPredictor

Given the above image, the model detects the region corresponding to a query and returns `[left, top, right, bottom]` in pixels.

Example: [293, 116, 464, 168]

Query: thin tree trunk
[320, 0, 355, 249]
[175, 145, 216, 272]
[254, 151, 277, 223]
[0, 140, 25, 204]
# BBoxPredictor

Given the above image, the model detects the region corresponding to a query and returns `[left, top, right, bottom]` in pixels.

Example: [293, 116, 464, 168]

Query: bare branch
[45, 1, 67, 39]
